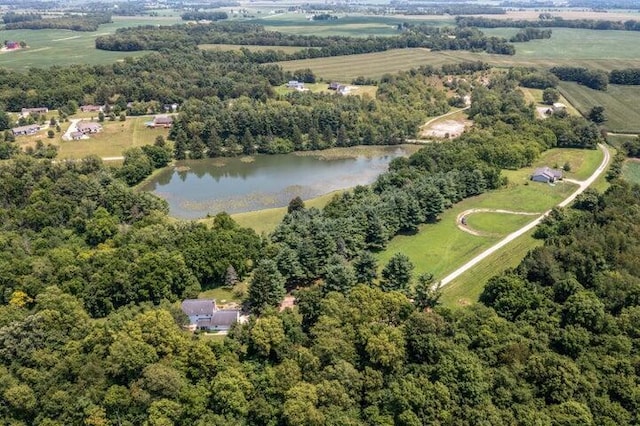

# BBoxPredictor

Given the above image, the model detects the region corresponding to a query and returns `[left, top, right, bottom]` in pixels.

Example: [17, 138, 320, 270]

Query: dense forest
[94, 21, 517, 56]
[550, 66, 609, 90]
[4, 13, 112, 32]
[0, 113, 634, 425]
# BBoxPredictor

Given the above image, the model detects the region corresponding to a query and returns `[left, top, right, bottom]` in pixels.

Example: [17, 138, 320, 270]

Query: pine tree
[247, 260, 286, 314]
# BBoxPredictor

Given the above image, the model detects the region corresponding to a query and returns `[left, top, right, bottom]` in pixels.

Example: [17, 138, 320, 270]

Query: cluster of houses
[181, 299, 245, 332]
[329, 81, 352, 95]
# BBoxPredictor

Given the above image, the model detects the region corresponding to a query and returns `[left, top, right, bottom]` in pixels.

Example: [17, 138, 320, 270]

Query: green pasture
[0, 16, 180, 70]
[439, 230, 542, 308]
[377, 146, 603, 305]
[559, 82, 640, 134]
[623, 160, 640, 185]
[607, 133, 637, 149]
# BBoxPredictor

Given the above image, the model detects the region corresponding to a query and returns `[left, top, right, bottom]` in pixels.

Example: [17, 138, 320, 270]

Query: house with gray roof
[12, 124, 40, 136]
[181, 299, 242, 332]
[21, 107, 48, 116]
[531, 166, 563, 183]
[76, 121, 102, 134]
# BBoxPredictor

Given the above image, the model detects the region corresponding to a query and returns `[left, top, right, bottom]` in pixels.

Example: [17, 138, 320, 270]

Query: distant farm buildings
[531, 166, 563, 183]
[552, 102, 567, 113]
[80, 105, 104, 113]
[12, 124, 40, 137]
[328, 81, 351, 95]
[286, 80, 307, 91]
[21, 107, 48, 116]
[5, 41, 20, 50]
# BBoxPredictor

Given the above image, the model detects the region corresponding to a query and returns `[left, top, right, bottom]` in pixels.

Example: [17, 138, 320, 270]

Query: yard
[56, 116, 170, 159]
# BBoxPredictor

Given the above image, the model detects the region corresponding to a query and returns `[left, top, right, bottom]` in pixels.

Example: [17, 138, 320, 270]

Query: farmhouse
[12, 124, 40, 136]
[181, 299, 242, 332]
[552, 102, 567, 113]
[531, 166, 563, 183]
[21, 107, 48, 116]
[76, 121, 102, 134]
[287, 80, 305, 90]
[80, 105, 104, 113]
[146, 115, 173, 128]
[70, 131, 84, 140]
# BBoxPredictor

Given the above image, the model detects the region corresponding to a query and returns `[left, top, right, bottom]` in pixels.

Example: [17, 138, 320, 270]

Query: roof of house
[12, 124, 40, 133]
[154, 115, 173, 124]
[21, 107, 47, 112]
[81, 105, 103, 111]
[71, 131, 84, 138]
[77, 122, 102, 131]
[552, 102, 567, 109]
[196, 310, 240, 328]
[182, 299, 216, 316]
[533, 166, 563, 179]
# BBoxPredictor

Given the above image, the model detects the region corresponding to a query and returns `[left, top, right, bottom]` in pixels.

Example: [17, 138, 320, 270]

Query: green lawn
[0, 16, 180, 71]
[56, 116, 170, 159]
[439, 230, 542, 308]
[198, 287, 241, 304]
[465, 212, 537, 236]
[623, 160, 640, 185]
[559, 82, 640, 134]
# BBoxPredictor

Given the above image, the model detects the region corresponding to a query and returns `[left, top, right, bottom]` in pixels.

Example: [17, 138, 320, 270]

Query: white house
[531, 166, 563, 183]
[181, 299, 242, 332]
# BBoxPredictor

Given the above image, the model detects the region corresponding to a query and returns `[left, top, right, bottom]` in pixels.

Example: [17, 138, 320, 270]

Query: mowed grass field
[623, 160, 640, 185]
[0, 16, 180, 70]
[559, 82, 640, 134]
[376, 146, 604, 307]
[56, 117, 170, 159]
[198, 44, 307, 54]
[278, 29, 640, 80]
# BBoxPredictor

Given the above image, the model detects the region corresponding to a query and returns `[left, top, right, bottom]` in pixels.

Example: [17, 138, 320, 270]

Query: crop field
[559, 82, 640, 133]
[0, 15, 180, 71]
[376, 146, 603, 306]
[278, 28, 640, 80]
[56, 117, 170, 159]
[254, 13, 451, 37]
[623, 160, 640, 185]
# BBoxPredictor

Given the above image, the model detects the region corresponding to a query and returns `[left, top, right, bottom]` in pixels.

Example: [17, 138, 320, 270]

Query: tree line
[2, 12, 41, 24]
[181, 11, 229, 21]
[456, 15, 640, 31]
[4, 13, 112, 32]
[509, 27, 552, 42]
[550, 66, 609, 90]
[94, 21, 517, 56]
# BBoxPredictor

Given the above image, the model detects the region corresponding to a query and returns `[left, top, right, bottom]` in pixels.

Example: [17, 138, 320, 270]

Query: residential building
[80, 105, 104, 113]
[531, 166, 563, 183]
[21, 107, 48, 116]
[76, 121, 103, 134]
[287, 80, 305, 90]
[552, 102, 567, 113]
[12, 124, 40, 136]
[146, 115, 173, 128]
[181, 299, 242, 332]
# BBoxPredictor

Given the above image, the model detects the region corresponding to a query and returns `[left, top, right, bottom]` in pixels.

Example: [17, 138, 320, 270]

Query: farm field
[0, 15, 180, 70]
[377, 146, 604, 306]
[559, 82, 640, 133]
[623, 160, 640, 185]
[55, 117, 170, 159]
[278, 28, 640, 80]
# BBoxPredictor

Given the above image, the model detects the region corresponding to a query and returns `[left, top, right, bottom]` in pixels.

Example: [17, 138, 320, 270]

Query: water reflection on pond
[141, 146, 412, 219]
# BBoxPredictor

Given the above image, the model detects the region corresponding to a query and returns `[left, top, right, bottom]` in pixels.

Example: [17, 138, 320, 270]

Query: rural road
[437, 143, 611, 288]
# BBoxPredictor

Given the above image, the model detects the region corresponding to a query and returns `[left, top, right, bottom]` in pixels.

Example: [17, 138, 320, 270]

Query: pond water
[141, 146, 412, 219]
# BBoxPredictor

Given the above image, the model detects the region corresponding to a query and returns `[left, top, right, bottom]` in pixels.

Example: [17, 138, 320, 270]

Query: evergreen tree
[353, 250, 378, 285]
[247, 259, 286, 314]
[413, 273, 441, 310]
[380, 252, 414, 293]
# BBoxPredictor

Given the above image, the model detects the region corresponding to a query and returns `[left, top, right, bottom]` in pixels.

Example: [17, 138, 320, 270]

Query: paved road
[437, 143, 611, 288]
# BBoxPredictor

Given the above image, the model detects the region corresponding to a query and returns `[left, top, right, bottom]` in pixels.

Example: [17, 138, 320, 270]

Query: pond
[141, 146, 414, 219]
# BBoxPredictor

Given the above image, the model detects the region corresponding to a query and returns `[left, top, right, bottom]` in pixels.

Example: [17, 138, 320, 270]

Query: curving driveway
[456, 208, 540, 237]
[438, 143, 611, 288]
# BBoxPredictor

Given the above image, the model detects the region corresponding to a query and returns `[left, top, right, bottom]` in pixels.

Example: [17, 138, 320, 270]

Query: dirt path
[456, 208, 540, 237]
[406, 106, 470, 144]
[438, 143, 611, 288]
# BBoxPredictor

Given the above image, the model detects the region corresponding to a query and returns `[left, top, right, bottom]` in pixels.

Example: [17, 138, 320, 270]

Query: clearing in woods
[623, 160, 640, 185]
[559, 82, 640, 134]
[376, 147, 604, 307]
